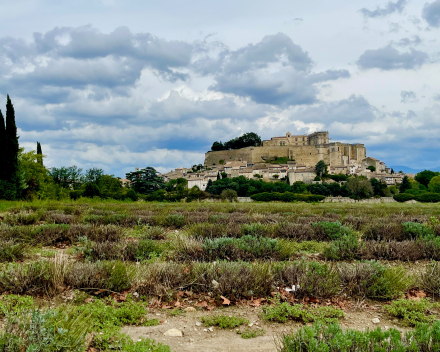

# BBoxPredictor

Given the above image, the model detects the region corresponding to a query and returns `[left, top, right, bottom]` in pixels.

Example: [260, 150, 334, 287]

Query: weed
[421, 261, 440, 297]
[238, 328, 265, 339]
[385, 298, 439, 326]
[277, 321, 440, 352]
[0, 294, 34, 317]
[164, 214, 186, 228]
[262, 298, 343, 324]
[168, 308, 186, 317]
[201, 315, 249, 328]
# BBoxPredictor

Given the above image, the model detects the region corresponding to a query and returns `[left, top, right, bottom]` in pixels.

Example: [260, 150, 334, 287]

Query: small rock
[248, 323, 253, 327]
[203, 329, 207, 332]
[372, 318, 380, 324]
[195, 322, 202, 326]
[212, 280, 219, 289]
[185, 307, 196, 312]
[164, 328, 183, 337]
[208, 327, 214, 332]
[189, 338, 195, 342]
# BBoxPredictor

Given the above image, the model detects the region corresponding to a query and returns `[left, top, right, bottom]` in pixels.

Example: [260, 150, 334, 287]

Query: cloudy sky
[1, 0, 440, 176]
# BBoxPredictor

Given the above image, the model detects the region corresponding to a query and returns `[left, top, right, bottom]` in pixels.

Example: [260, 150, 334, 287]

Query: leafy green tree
[415, 170, 440, 188]
[18, 149, 55, 199]
[367, 166, 376, 172]
[84, 168, 104, 184]
[126, 167, 164, 194]
[50, 166, 83, 189]
[221, 189, 238, 202]
[428, 176, 440, 193]
[36, 142, 43, 166]
[315, 160, 328, 178]
[370, 178, 387, 197]
[211, 141, 224, 151]
[346, 177, 373, 200]
[399, 176, 412, 193]
[83, 182, 101, 198]
[222, 132, 262, 150]
[292, 181, 307, 194]
[100, 175, 124, 199]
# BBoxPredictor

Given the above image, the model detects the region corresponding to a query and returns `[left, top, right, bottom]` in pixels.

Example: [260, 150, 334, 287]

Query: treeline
[211, 132, 261, 151]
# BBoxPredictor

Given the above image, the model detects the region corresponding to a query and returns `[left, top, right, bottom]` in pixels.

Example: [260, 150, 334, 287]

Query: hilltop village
[163, 131, 406, 190]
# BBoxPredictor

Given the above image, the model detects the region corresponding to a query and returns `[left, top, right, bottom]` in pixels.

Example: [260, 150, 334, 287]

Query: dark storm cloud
[401, 90, 418, 103]
[423, 0, 440, 27]
[357, 45, 428, 70]
[359, 0, 408, 18]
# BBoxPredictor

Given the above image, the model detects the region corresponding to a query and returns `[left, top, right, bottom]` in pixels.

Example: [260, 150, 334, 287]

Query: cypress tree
[0, 110, 5, 180]
[4, 95, 19, 199]
[36, 141, 43, 166]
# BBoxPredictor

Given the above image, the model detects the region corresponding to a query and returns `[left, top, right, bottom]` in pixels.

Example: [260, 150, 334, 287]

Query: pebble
[195, 322, 202, 326]
[208, 327, 214, 332]
[212, 280, 219, 289]
[164, 329, 183, 337]
[185, 307, 196, 312]
[372, 318, 380, 324]
[248, 323, 254, 327]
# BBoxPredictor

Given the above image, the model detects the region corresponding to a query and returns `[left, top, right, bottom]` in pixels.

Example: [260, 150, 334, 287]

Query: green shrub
[338, 261, 412, 300]
[402, 221, 434, 239]
[164, 214, 186, 228]
[250, 192, 325, 203]
[242, 223, 271, 237]
[201, 315, 249, 328]
[136, 239, 163, 261]
[312, 221, 352, 240]
[278, 240, 328, 260]
[277, 321, 440, 352]
[421, 261, 440, 297]
[104, 261, 134, 292]
[0, 241, 28, 262]
[278, 260, 340, 298]
[393, 193, 415, 202]
[121, 338, 170, 352]
[324, 234, 360, 260]
[262, 299, 343, 324]
[415, 193, 440, 203]
[385, 298, 439, 326]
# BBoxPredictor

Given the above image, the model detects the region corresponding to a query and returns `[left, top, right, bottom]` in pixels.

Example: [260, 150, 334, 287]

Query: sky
[1, 0, 440, 177]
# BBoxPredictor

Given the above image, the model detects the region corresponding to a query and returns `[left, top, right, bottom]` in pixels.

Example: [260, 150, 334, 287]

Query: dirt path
[121, 305, 406, 352]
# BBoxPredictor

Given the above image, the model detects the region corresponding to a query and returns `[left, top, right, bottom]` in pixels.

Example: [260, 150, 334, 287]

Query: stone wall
[322, 197, 396, 203]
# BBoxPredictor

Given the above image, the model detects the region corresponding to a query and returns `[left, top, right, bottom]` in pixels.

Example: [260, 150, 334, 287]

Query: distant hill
[390, 166, 440, 174]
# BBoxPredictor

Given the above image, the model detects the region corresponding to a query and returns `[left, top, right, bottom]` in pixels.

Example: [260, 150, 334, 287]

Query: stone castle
[162, 131, 404, 191]
[205, 131, 367, 169]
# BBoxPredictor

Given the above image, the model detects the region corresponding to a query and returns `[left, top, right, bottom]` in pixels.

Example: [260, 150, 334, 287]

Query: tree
[0, 110, 5, 180]
[370, 178, 386, 197]
[222, 132, 262, 150]
[36, 142, 43, 166]
[84, 168, 104, 184]
[346, 177, 373, 200]
[292, 181, 307, 194]
[391, 168, 395, 174]
[399, 176, 412, 193]
[211, 141, 224, 151]
[206, 179, 214, 193]
[0, 96, 19, 200]
[50, 166, 83, 189]
[367, 166, 376, 172]
[315, 160, 328, 178]
[428, 176, 440, 193]
[125, 166, 165, 194]
[221, 189, 238, 202]
[415, 170, 440, 188]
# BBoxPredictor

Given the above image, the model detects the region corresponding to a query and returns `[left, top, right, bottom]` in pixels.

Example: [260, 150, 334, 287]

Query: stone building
[204, 131, 366, 170]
